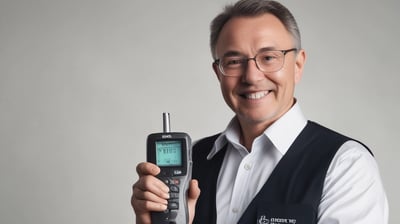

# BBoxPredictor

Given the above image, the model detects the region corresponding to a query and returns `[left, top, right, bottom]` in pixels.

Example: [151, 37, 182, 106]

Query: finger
[131, 185, 169, 223]
[131, 196, 168, 224]
[135, 213, 151, 224]
[188, 179, 201, 224]
[134, 175, 170, 199]
[133, 185, 169, 205]
[131, 194, 168, 212]
[136, 162, 160, 177]
[188, 179, 201, 200]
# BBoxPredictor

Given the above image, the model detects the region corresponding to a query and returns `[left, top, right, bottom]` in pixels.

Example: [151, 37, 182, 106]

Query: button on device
[170, 185, 179, 192]
[169, 211, 178, 219]
[155, 210, 169, 222]
[168, 200, 179, 210]
[171, 178, 180, 185]
[170, 192, 179, 199]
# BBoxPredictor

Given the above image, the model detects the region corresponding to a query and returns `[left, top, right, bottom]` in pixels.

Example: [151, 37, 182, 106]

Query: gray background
[0, 0, 398, 223]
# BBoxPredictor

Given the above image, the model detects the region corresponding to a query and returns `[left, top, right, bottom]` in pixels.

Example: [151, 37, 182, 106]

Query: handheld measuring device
[146, 113, 192, 224]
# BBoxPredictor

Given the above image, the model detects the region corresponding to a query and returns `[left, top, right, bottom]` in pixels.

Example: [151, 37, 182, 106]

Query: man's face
[213, 14, 305, 129]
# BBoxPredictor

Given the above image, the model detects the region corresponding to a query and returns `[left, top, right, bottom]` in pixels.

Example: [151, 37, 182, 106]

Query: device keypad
[165, 178, 180, 210]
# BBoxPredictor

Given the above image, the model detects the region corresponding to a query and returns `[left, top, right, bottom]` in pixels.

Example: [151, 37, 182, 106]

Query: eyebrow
[221, 46, 279, 58]
[258, 46, 279, 52]
[221, 51, 243, 58]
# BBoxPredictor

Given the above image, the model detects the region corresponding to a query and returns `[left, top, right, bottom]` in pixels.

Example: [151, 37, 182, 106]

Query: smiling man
[212, 13, 304, 151]
[131, 1, 389, 223]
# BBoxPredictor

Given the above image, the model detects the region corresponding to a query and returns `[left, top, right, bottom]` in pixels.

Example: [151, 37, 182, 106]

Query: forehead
[215, 14, 293, 57]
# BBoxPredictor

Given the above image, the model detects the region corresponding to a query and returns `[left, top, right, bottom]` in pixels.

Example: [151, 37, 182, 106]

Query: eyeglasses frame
[214, 48, 298, 77]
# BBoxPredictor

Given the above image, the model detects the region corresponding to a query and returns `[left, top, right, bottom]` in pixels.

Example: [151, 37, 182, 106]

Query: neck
[239, 120, 272, 152]
[238, 99, 297, 151]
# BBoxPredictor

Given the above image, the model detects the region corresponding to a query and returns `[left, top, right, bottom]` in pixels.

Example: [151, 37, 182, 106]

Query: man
[131, 0, 389, 223]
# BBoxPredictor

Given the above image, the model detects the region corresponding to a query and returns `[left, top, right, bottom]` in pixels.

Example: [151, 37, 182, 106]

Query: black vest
[192, 121, 371, 224]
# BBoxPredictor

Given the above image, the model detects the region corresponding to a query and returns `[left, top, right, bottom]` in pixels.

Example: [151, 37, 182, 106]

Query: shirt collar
[265, 102, 307, 155]
[207, 102, 307, 159]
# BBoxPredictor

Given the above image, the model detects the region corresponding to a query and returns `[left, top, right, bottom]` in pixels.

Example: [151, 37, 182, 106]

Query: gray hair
[210, 0, 301, 59]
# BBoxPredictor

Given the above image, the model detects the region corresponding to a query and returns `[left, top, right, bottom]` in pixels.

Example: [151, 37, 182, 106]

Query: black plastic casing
[147, 132, 192, 224]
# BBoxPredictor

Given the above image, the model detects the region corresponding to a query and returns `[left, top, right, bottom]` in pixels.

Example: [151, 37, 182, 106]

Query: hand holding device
[146, 113, 192, 224]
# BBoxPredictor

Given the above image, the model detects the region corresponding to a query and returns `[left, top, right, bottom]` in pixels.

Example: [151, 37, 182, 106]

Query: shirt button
[244, 163, 252, 171]
[232, 208, 239, 213]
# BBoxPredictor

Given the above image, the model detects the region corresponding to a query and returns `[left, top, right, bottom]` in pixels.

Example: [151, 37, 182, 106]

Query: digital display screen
[155, 140, 182, 167]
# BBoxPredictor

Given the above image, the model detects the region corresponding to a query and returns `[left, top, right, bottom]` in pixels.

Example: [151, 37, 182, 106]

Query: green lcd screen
[155, 140, 182, 167]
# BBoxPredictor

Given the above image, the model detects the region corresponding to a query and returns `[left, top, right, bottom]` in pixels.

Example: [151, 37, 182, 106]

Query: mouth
[241, 91, 271, 100]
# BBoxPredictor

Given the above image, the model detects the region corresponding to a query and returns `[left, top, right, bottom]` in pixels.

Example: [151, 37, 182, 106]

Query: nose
[241, 58, 265, 83]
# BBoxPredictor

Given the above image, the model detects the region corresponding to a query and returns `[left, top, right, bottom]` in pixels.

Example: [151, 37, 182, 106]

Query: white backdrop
[0, 0, 398, 223]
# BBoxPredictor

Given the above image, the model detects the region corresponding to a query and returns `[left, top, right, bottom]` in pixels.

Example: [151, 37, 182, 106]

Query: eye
[257, 51, 281, 65]
[257, 51, 282, 66]
[222, 57, 244, 68]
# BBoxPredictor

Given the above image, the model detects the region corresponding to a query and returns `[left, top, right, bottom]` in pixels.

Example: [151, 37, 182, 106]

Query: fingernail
[164, 193, 170, 199]
[160, 204, 168, 210]
[163, 186, 170, 193]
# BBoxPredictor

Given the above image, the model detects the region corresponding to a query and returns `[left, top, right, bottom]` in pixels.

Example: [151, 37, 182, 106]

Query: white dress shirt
[207, 103, 389, 224]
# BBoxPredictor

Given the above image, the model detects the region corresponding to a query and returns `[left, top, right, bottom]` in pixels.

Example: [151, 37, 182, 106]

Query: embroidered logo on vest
[258, 215, 269, 224]
[258, 215, 297, 224]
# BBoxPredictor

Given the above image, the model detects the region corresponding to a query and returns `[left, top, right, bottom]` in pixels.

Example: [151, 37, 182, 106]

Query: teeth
[246, 91, 269, 99]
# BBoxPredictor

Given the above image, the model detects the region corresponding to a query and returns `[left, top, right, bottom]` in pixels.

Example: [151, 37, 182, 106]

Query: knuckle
[137, 162, 159, 176]
[140, 175, 158, 191]
[136, 162, 147, 174]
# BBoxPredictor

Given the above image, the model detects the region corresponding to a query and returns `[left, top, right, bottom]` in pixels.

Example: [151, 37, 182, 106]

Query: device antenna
[163, 112, 171, 133]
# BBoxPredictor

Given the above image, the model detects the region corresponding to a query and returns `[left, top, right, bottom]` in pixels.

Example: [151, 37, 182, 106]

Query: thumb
[188, 179, 200, 224]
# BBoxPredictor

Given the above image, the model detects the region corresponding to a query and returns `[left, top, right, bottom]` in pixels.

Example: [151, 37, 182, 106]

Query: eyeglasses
[214, 48, 297, 77]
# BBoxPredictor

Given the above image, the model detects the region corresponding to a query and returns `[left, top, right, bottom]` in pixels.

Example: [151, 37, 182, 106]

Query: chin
[238, 111, 278, 126]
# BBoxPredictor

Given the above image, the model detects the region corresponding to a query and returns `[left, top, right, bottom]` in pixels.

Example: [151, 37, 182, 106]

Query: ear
[294, 49, 306, 84]
[212, 62, 222, 81]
